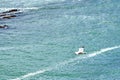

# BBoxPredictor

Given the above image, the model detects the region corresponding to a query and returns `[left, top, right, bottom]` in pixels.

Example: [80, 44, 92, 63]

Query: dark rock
[2, 15, 16, 19]
[0, 13, 6, 16]
[2, 9, 19, 13]
[0, 25, 9, 29]
[8, 9, 18, 12]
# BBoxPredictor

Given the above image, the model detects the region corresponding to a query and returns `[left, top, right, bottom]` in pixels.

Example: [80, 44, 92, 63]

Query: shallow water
[0, 0, 120, 80]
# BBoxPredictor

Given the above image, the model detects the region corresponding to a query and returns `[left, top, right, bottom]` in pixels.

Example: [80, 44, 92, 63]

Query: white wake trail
[87, 46, 120, 58]
[10, 45, 120, 80]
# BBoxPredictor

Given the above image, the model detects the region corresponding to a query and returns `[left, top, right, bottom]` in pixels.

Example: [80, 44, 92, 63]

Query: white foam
[0, 7, 39, 12]
[10, 69, 48, 80]
[10, 45, 120, 80]
[87, 46, 120, 58]
[10, 68, 53, 80]
[0, 47, 14, 50]
[0, 44, 42, 51]
[0, 46, 25, 51]
[0, 7, 39, 10]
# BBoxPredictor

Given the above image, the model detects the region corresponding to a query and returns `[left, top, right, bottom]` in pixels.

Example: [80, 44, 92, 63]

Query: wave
[10, 45, 120, 80]
[0, 0, 84, 12]
[0, 0, 66, 10]
[0, 47, 15, 50]
[0, 7, 39, 12]
[0, 46, 22, 51]
[0, 44, 38, 51]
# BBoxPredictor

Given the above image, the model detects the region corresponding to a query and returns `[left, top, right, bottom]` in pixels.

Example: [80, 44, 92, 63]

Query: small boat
[75, 46, 86, 55]
[75, 51, 86, 55]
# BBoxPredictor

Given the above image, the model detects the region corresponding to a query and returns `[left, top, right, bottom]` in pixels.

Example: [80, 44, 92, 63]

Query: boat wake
[10, 45, 120, 80]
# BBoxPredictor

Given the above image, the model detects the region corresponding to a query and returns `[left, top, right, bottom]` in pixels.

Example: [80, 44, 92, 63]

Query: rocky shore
[0, 9, 21, 29]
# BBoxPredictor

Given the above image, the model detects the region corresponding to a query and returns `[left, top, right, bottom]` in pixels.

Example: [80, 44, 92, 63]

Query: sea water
[0, 0, 120, 80]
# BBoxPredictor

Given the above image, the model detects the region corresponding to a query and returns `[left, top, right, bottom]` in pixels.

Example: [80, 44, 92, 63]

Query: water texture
[0, 0, 120, 80]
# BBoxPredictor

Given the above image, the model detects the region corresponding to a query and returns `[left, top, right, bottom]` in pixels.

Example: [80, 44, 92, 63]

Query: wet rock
[0, 13, 6, 16]
[2, 9, 19, 13]
[0, 25, 9, 29]
[2, 15, 16, 19]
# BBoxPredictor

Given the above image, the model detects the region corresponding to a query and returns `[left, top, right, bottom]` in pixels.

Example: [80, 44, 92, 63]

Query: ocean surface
[0, 0, 120, 80]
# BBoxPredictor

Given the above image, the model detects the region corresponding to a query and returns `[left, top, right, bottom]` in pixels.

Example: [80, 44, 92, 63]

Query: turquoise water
[0, 0, 120, 80]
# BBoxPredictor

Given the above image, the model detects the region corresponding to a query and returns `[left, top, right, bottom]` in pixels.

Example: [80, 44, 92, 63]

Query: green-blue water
[0, 0, 120, 80]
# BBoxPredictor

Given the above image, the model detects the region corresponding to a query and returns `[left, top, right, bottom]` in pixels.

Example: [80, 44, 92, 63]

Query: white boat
[75, 47, 86, 55]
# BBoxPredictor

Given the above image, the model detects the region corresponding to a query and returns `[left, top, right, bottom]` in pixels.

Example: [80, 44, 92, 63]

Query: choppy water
[0, 0, 120, 80]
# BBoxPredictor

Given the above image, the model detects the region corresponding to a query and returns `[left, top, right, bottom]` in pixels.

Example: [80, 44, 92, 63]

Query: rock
[0, 13, 6, 16]
[0, 25, 9, 29]
[2, 9, 19, 13]
[2, 15, 16, 19]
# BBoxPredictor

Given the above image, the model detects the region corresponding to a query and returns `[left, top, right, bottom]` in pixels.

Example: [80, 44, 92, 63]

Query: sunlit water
[0, 0, 120, 80]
